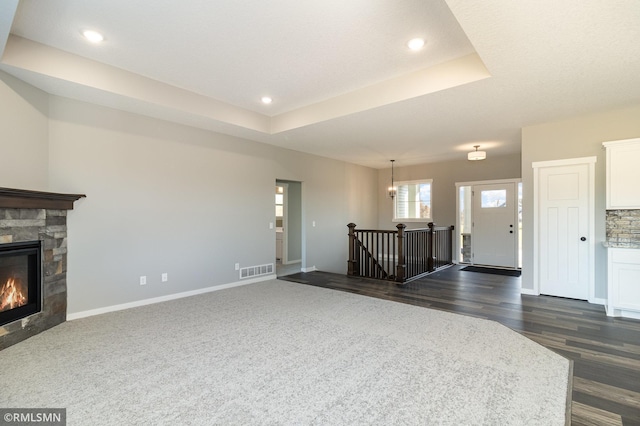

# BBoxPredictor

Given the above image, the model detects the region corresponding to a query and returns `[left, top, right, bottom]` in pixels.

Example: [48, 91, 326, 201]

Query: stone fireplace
[0, 187, 84, 350]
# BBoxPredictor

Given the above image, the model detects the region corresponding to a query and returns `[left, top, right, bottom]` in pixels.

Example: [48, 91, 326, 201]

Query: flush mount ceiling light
[468, 145, 487, 161]
[407, 38, 425, 51]
[82, 30, 104, 43]
[261, 96, 273, 104]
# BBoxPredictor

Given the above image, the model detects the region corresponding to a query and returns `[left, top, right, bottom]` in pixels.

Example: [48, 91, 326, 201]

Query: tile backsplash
[606, 209, 640, 246]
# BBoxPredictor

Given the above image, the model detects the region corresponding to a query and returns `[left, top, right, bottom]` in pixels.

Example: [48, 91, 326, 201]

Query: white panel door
[472, 183, 517, 268]
[537, 163, 591, 299]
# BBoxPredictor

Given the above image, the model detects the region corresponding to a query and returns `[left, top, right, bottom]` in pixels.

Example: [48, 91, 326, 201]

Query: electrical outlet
[139, 276, 147, 285]
[161, 273, 168, 282]
[235, 263, 240, 271]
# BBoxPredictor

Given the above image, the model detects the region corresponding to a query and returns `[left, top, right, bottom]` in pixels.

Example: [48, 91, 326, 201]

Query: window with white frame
[393, 179, 432, 222]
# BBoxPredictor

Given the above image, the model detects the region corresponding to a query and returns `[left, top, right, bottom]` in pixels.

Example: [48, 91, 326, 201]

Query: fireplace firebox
[0, 241, 42, 327]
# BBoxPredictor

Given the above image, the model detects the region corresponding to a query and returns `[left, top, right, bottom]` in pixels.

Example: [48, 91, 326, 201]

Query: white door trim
[275, 182, 289, 264]
[457, 178, 521, 187]
[455, 178, 521, 266]
[282, 183, 289, 264]
[532, 156, 596, 301]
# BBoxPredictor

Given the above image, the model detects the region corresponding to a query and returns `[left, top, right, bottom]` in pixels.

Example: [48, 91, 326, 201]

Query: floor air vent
[239, 263, 274, 279]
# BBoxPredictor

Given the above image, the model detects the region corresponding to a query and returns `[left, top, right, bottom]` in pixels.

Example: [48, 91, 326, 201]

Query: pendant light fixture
[388, 160, 396, 199]
[468, 145, 487, 161]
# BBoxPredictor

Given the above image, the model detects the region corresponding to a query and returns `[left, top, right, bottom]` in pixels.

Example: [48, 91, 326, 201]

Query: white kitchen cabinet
[607, 247, 640, 319]
[603, 138, 640, 209]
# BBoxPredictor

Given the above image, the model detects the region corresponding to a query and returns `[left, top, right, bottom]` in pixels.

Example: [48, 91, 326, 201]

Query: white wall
[377, 154, 522, 230]
[0, 72, 49, 190]
[521, 104, 640, 297]
[1, 72, 378, 314]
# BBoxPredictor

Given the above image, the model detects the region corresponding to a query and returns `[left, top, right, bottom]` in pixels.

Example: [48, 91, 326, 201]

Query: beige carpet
[0, 280, 570, 425]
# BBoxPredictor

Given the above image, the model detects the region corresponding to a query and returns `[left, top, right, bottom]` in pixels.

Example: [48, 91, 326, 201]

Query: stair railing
[347, 222, 454, 284]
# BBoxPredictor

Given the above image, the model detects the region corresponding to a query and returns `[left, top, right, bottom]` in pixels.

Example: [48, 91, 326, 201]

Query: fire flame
[0, 278, 27, 312]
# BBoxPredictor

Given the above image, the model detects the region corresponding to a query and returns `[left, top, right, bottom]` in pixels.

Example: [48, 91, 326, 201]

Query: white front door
[472, 183, 518, 268]
[535, 160, 594, 300]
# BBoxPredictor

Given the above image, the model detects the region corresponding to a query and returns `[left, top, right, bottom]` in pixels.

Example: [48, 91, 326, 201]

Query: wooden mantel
[0, 187, 86, 210]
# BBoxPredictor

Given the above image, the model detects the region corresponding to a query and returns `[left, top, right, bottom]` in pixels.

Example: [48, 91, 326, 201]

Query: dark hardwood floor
[279, 266, 640, 426]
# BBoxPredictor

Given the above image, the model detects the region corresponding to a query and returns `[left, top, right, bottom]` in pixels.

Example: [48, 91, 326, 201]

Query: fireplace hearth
[0, 241, 42, 327]
[0, 187, 84, 350]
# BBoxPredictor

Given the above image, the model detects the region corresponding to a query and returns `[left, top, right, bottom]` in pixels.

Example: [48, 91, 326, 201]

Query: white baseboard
[67, 274, 277, 321]
[283, 259, 302, 265]
[619, 310, 640, 320]
[605, 305, 640, 319]
[521, 291, 607, 305]
[301, 266, 317, 273]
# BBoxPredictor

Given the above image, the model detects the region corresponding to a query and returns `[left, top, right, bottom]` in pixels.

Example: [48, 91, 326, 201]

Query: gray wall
[0, 72, 49, 190]
[1, 70, 378, 314]
[521, 105, 640, 298]
[377, 153, 522, 230]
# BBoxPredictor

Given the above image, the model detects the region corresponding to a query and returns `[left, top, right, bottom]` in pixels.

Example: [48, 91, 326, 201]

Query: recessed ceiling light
[261, 96, 273, 104]
[407, 38, 425, 51]
[83, 30, 104, 43]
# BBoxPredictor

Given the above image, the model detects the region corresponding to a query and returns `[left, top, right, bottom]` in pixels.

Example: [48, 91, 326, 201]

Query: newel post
[396, 223, 406, 283]
[347, 223, 358, 276]
[427, 222, 436, 272]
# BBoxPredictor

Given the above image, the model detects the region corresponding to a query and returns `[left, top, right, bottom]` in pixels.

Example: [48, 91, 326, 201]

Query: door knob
[580, 237, 586, 241]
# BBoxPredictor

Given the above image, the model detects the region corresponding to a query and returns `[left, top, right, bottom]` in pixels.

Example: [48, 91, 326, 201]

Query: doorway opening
[275, 180, 302, 277]
[456, 179, 522, 269]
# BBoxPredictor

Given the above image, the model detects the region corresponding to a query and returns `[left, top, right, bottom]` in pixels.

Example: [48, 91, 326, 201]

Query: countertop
[603, 241, 640, 249]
